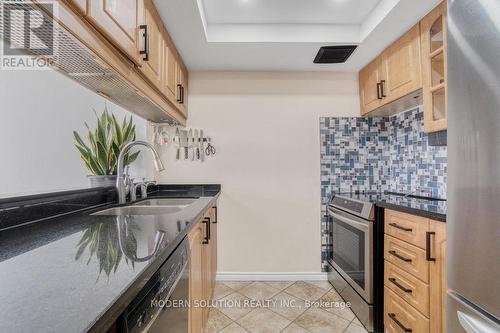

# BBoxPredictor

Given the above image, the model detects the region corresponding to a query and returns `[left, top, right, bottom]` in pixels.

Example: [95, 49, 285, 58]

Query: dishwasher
[124, 237, 190, 333]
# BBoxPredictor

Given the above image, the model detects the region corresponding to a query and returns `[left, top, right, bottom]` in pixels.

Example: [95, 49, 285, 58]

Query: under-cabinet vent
[313, 45, 357, 64]
[0, 1, 178, 124]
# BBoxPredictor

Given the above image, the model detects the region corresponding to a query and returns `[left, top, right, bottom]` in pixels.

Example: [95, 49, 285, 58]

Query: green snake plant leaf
[74, 104, 139, 176]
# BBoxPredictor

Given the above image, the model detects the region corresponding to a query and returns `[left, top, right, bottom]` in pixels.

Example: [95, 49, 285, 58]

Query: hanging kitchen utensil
[160, 126, 170, 146]
[188, 129, 193, 160]
[175, 127, 181, 160]
[180, 129, 188, 159]
[205, 137, 216, 156]
[200, 130, 205, 162]
[156, 126, 163, 145]
[194, 129, 200, 160]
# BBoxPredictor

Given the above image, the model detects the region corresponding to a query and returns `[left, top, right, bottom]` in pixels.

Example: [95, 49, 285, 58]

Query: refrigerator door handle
[457, 311, 500, 333]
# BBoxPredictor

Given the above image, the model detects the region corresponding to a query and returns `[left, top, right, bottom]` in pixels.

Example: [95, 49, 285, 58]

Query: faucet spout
[116, 140, 164, 204]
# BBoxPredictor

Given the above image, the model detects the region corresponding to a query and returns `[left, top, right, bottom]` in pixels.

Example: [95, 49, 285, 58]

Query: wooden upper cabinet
[87, 0, 142, 64]
[359, 58, 383, 115]
[421, 2, 447, 133]
[162, 43, 178, 102]
[138, 2, 163, 88]
[67, 0, 87, 15]
[380, 24, 422, 103]
[359, 22, 424, 116]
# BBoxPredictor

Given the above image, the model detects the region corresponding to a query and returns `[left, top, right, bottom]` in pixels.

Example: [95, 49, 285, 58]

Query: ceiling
[154, 0, 441, 72]
[202, 0, 381, 24]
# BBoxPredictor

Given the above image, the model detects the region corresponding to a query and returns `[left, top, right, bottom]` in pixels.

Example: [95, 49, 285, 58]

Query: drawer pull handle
[389, 313, 413, 332]
[389, 223, 413, 232]
[389, 250, 412, 262]
[389, 277, 412, 293]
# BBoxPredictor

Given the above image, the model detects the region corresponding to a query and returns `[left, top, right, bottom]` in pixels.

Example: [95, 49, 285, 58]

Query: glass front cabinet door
[421, 1, 448, 133]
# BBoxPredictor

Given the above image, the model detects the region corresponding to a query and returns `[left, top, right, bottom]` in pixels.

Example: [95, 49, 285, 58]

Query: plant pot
[87, 175, 117, 188]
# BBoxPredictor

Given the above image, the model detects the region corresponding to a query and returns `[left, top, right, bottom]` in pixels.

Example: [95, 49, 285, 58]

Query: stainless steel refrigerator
[447, 0, 500, 332]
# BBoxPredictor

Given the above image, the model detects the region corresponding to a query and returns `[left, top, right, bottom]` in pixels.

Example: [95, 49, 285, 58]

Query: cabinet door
[380, 24, 422, 103]
[429, 220, 446, 333]
[359, 58, 382, 115]
[138, 3, 163, 89]
[162, 42, 178, 103]
[384, 287, 430, 333]
[88, 0, 142, 64]
[421, 2, 447, 133]
[188, 224, 204, 333]
[68, 0, 87, 15]
[385, 209, 429, 249]
[210, 207, 218, 290]
[201, 216, 212, 326]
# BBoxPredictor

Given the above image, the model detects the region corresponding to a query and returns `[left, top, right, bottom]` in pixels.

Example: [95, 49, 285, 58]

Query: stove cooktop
[328, 190, 447, 221]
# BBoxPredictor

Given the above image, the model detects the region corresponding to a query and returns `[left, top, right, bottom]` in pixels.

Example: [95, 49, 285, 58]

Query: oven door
[328, 207, 373, 303]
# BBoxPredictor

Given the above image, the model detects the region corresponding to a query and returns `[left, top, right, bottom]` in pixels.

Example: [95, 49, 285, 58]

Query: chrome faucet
[116, 141, 165, 204]
[130, 179, 157, 201]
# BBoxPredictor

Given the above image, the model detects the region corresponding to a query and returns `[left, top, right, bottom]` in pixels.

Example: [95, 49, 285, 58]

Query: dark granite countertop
[375, 193, 447, 222]
[0, 187, 220, 333]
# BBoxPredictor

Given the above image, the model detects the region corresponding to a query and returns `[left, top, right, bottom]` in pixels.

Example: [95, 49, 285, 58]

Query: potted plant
[73, 105, 139, 188]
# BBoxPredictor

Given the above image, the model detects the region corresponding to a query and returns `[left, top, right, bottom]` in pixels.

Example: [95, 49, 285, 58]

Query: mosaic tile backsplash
[320, 106, 447, 270]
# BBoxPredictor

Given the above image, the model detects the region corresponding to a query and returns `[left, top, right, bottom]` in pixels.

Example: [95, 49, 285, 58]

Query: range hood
[0, 1, 180, 125]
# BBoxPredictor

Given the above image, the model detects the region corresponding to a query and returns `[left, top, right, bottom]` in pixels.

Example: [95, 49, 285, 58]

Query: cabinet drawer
[385, 209, 429, 248]
[384, 261, 429, 317]
[385, 235, 429, 283]
[384, 287, 430, 333]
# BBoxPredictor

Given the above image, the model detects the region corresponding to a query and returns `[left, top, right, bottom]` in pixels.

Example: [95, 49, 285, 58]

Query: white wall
[154, 71, 360, 274]
[0, 69, 148, 198]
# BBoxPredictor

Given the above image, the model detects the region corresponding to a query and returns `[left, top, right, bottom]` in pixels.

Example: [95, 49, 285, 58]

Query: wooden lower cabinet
[429, 220, 446, 333]
[188, 206, 218, 333]
[188, 223, 204, 333]
[384, 261, 429, 316]
[385, 235, 429, 283]
[384, 287, 430, 333]
[383, 209, 446, 333]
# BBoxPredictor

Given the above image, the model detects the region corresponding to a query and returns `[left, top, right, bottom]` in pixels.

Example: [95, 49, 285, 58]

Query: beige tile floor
[205, 281, 368, 333]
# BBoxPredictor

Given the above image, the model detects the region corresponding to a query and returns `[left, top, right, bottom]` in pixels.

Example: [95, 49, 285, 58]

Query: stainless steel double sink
[92, 198, 199, 216]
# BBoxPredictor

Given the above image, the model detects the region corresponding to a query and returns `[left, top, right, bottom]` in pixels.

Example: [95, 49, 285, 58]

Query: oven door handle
[329, 209, 370, 232]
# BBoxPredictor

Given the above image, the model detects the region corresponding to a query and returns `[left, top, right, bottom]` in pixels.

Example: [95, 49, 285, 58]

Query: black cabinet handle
[380, 79, 387, 97]
[388, 313, 412, 332]
[389, 277, 412, 293]
[426, 231, 436, 261]
[177, 84, 182, 102]
[139, 25, 149, 61]
[180, 86, 185, 104]
[206, 217, 211, 240]
[389, 223, 413, 232]
[212, 206, 217, 224]
[376, 82, 382, 99]
[389, 250, 412, 262]
[202, 217, 210, 244]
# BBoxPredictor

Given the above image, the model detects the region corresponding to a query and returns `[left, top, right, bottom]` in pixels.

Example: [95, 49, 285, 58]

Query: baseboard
[216, 272, 328, 281]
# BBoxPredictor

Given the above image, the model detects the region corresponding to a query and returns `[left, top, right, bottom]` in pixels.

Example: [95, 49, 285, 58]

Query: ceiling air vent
[313, 45, 357, 64]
